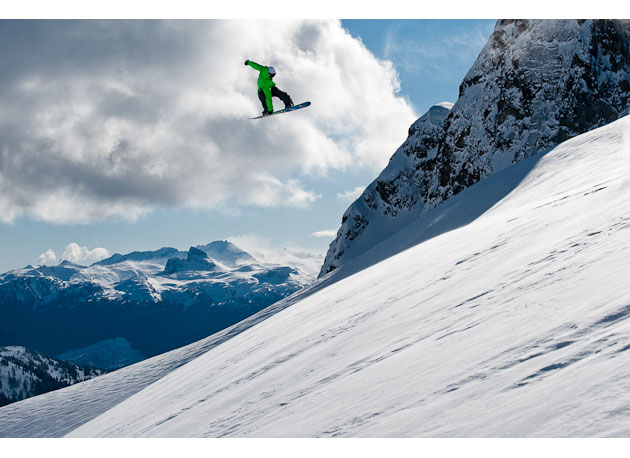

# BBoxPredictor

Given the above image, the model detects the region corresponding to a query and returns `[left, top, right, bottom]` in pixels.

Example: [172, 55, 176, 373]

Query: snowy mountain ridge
[1, 115, 628, 437]
[321, 19, 630, 276]
[0, 240, 322, 368]
[0, 346, 102, 407]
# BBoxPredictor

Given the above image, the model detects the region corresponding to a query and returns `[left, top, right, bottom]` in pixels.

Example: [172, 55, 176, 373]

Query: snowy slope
[1, 117, 629, 437]
[0, 280, 328, 437]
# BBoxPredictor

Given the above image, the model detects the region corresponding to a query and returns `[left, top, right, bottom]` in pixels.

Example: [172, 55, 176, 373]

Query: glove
[244, 60, 249, 65]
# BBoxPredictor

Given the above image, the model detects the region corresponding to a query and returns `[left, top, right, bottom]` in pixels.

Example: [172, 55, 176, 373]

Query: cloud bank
[37, 243, 111, 266]
[0, 20, 416, 224]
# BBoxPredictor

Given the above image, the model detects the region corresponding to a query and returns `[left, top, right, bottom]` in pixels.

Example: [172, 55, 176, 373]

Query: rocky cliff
[321, 19, 630, 276]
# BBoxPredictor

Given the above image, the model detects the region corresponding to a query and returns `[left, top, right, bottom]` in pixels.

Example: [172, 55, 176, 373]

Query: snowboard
[250, 101, 311, 119]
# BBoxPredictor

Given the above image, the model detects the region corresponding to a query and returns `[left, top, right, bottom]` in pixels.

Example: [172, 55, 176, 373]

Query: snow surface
[1, 117, 629, 437]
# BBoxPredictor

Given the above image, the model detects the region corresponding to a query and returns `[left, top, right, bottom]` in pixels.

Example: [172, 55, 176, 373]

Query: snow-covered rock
[162, 247, 225, 276]
[95, 247, 185, 267]
[0, 241, 321, 369]
[196, 240, 256, 267]
[1, 116, 628, 437]
[321, 19, 630, 276]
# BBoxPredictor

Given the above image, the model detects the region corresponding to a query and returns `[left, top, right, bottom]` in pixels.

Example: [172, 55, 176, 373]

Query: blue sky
[342, 20, 495, 114]
[0, 19, 496, 272]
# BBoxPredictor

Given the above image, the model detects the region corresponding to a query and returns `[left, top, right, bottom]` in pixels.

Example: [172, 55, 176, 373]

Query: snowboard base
[250, 101, 311, 119]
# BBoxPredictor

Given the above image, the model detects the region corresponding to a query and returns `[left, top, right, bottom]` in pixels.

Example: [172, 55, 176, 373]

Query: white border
[2, 3, 630, 456]
[2, 0, 630, 19]
[2, 438, 630, 458]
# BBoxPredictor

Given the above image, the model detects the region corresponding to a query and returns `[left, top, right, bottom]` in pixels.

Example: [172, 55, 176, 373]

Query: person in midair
[245, 59, 294, 115]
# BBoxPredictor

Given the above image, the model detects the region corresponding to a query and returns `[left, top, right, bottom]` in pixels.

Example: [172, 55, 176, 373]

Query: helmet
[268, 66, 276, 76]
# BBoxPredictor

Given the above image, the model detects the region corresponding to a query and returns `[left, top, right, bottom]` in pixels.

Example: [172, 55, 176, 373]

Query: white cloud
[311, 229, 337, 238]
[37, 249, 58, 266]
[336, 186, 366, 203]
[0, 20, 417, 224]
[61, 243, 111, 266]
[226, 233, 307, 258]
[241, 175, 321, 208]
[226, 233, 274, 257]
[37, 243, 111, 266]
[226, 233, 324, 278]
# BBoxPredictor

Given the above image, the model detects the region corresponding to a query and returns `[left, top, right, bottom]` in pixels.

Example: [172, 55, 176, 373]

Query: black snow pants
[258, 87, 293, 113]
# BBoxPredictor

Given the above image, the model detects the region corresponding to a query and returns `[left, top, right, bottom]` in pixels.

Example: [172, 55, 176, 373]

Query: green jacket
[246, 60, 275, 111]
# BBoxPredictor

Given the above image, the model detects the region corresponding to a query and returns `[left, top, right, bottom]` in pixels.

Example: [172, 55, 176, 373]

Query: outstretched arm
[245, 60, 264, 71]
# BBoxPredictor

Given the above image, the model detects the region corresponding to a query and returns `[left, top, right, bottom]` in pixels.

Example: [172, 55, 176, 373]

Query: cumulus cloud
[37, 249, 58, 266]
[61, 243, 111, 265]
[37, 243, 111, 266]
[0, 20, 416, 224]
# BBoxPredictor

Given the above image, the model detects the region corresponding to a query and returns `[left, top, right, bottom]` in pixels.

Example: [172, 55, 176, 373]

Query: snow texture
[1, 116, 629, 437]
[321, 19, 630, 276]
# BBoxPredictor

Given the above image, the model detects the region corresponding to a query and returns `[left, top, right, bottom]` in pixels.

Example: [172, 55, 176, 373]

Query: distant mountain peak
[187, 246, 210, 260]
[162, 247, 222, 275]
[195, 240, 256, 267]
[95, 247, 185, 266]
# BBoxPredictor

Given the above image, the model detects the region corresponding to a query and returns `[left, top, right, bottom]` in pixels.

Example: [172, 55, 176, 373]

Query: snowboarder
[245, 59, 294, 116]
